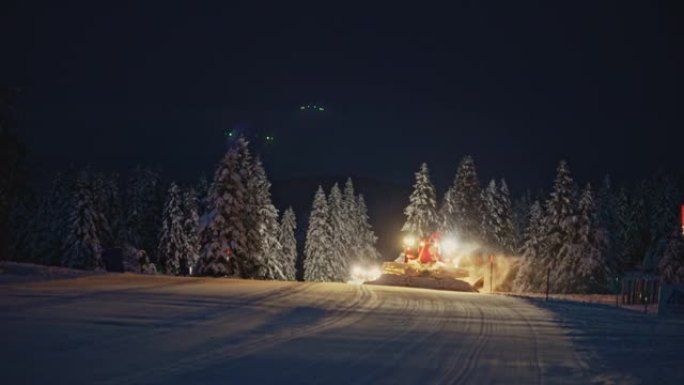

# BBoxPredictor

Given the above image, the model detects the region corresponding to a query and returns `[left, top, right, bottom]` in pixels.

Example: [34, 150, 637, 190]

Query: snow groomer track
[0, 274, 602, 384]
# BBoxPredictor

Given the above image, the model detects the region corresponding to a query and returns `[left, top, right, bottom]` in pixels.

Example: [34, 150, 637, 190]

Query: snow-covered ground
[0, 273, 681, 384]
[524, 297, 684, 384]
[0, 261, 98, 285]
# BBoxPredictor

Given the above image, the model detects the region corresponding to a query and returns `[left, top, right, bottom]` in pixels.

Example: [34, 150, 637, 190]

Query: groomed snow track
[1, 274, 597, 384]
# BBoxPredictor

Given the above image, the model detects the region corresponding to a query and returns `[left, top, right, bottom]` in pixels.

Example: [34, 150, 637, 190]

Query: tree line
[401, 157, 684, 292]
[4, 136, 379, 282]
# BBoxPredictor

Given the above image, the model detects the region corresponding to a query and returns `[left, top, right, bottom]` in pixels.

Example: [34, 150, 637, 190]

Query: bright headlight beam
[403, 235, 416, 247]
[440, 238, 458, 254]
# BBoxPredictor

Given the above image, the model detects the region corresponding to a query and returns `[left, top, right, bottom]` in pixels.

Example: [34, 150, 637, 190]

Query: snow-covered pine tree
[575, 184, 610, 292]
[304, 186, 335, 281]
[91, 173, 114, 249]
[554, 184, 609, 293]
[623, 183, 650, 269]
[197, 147, 248, 277]
[235, 137, 264, 278]
[328, 183, 351, 281]
[357, 194, 381, 264]
[278, 207, 298, 280]
[343, 178, 361, 262]
[25, 172, 74, 264]
[540, 160, 576, 282]
[124, 166, 163, 261]
[181, 188, 200, 275]
[402, 163, 438, 237]
[495, 179, 517, 254]
[595, 175, 620, 273]
[480, 180, 499, 247]
[659, 233, 684, 284]
[246, 157, 284, 280]
[103, 173, 125, 248]
[612, 187, 632, 272]
[513, 201, 545, 292]
[448, 156, 483, 241]
[643, 173, 679, 272]
[62, 171, 105, 270]
[512, 190, 533, 250]
[439, 186, 456, 232]
[481, 179, 516, 254]
[157, 183, 186, 275]
[196, 174, 210, 214]
[7, 190, 38, 262]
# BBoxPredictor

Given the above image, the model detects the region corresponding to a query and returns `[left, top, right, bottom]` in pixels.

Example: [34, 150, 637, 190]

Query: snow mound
[365, 274, 477, 292]
[0, 262, 98, 285]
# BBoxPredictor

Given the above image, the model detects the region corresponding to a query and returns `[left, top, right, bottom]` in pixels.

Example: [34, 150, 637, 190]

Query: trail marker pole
[545, 268, 550, 302]
[489, 255, 494, 293]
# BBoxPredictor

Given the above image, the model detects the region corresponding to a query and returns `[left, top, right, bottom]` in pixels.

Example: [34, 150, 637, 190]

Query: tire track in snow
[351, 289, 448, 385]
[507, 300, 544, 385]
[98, 283, 381, 385]
[428, 296, 490, 385]
[49, 280, 317, 355]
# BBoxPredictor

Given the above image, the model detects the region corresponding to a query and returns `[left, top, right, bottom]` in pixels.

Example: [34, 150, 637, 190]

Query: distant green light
[319, 107, 324, 111]
[300, 106, 305, 110]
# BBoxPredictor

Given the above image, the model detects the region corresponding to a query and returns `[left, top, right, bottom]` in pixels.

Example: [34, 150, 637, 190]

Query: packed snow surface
[0, 274, 681, 384]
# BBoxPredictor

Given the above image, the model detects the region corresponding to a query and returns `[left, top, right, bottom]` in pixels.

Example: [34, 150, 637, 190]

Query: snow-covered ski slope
[0, 274, 680, 384]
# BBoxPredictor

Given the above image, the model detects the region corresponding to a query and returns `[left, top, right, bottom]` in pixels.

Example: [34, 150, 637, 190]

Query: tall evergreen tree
[197, 147, 248, 276]
[623, 184, 650, 269]
[26, 172, 75, 265]
[356, 194, 381, 263]
[402, 163, 438, 237]
[304, 186, 335, 281]
[439, 186, 456, 232]
[445, 156, 483, 241]
[540, 160, 576, 277]
[495, 179, 517, 254]
[659, 233, 684, 284]
[612, 187, 633, 271]
[343, 178, 360, 248]
[512, 189, 533, 250]
[181, 188, 200, 275]
[7, 190, 39, 262]
[596, 175, 620, 272]
[643, 173, 679, 271]
[481, 179, 516, 254]
[91, 173, 114, 249]
[480, 180, 499, 246]
[246, 157, 284, 279]
[554, 184, 609, 293]
[343, 178, 380, 265]
[196, 174, 210, 214]
[278, 207, 298, 280]
[328, 183, 351, 281]
[62, 171, 105, 270]
[235, 138, 263, 277]
[513, 201, 546, 292]
[157, 183, 186, 275]
[124, 166, 163, 260]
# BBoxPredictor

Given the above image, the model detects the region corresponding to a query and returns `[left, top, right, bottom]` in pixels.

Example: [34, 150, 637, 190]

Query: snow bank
[508, 292, 659, 314]
[0, 262, 98, 285]
[521, 297, 684, 384]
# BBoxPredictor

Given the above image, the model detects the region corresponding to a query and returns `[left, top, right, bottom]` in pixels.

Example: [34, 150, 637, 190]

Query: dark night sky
[2, 1, 683, 192]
